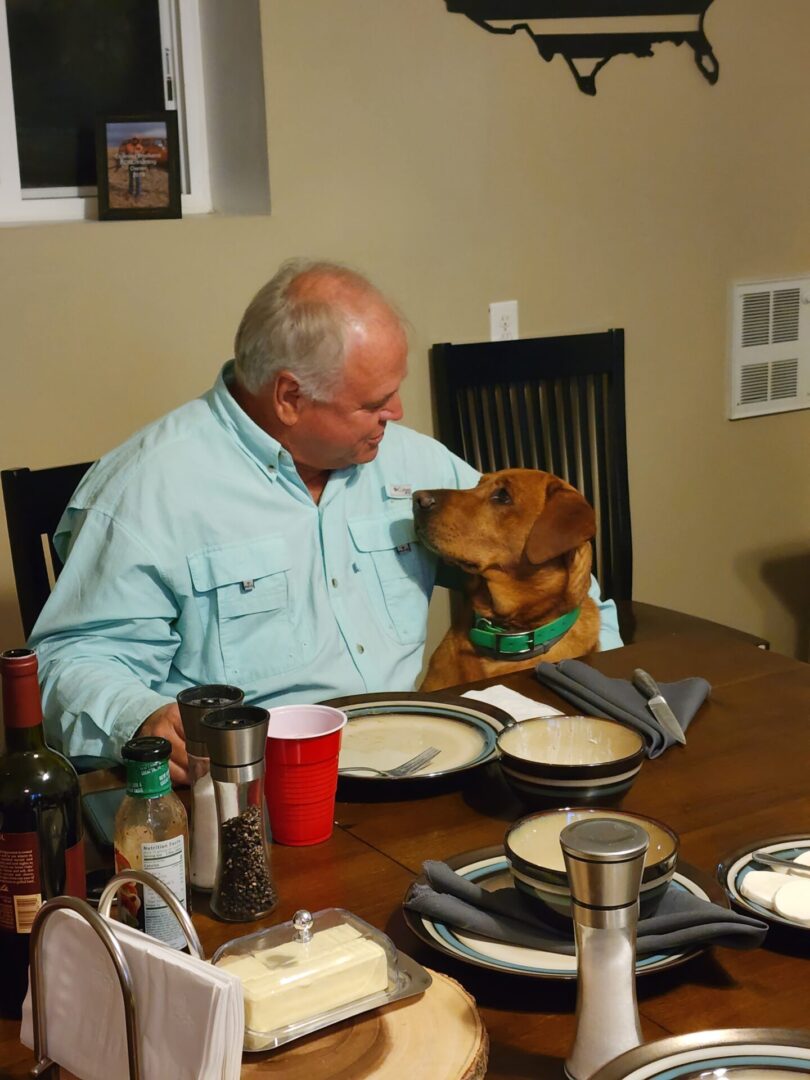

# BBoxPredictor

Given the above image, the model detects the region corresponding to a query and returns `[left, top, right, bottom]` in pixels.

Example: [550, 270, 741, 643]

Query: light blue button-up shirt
[30, 364, 622, 761]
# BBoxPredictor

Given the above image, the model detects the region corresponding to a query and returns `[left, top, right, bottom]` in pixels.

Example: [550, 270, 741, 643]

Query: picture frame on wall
[95, 112, 181, 221]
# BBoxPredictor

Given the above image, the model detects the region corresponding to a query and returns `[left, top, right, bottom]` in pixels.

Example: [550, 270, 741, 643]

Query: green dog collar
[469, 606, 581, 659]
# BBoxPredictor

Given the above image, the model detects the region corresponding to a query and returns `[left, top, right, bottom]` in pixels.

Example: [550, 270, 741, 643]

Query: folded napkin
[405, 860, 767, 956]
[20, 909, 243, 1080]
[534, 659, 711, 757]
[463, 684, 563, 722]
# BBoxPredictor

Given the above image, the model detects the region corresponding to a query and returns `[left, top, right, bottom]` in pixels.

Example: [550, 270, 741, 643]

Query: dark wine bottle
[0, 648, 86, 1020]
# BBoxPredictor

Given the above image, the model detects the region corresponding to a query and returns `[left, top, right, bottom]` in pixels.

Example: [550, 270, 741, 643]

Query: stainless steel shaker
[201, 705, 277, 922]
[561, 816, 649, 1080]
[177, 684, 244, 891]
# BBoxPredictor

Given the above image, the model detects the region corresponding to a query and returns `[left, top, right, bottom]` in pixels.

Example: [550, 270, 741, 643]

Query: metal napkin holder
[29, 869, 203, 1080]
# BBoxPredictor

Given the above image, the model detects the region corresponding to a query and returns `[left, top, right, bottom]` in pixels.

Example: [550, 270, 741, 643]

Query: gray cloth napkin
[534, 659, 711, 757]
[405, 860, 767, 956]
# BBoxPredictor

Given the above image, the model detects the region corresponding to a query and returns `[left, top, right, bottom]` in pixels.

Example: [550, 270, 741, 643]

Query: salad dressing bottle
[113, 735, 191, 949]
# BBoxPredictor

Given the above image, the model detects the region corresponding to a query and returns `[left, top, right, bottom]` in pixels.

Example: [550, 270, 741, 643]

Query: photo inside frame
[104, 119, 171, 211]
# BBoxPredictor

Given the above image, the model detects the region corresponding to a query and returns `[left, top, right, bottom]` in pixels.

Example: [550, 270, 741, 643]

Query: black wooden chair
[2, 462, 95, 639]
[1, 461, 117, 772]
[430, 330, 768, 649]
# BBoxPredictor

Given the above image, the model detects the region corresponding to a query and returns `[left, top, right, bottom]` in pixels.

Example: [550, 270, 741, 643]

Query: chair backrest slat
[576, 375, 595, 509]
[430, 330, 632, 602]
[2, 462, 95, 638]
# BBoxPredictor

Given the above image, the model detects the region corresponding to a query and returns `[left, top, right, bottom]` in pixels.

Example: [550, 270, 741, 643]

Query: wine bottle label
[0, 835, 86, 933]
[0, 833, 41, 934]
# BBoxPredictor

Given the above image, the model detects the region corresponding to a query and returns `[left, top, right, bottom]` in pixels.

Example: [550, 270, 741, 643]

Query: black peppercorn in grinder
[201, 706, 277, 922]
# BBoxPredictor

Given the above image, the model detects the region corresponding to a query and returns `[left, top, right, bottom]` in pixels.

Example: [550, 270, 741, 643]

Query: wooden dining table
[2, 632, 810, 1078]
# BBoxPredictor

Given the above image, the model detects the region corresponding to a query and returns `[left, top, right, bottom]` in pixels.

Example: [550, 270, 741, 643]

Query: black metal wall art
[444, 2, 719, 95]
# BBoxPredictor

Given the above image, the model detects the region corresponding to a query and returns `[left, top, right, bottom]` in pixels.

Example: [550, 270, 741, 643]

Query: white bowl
[505, 806, 679, 920]
[497, 715, 645, 806]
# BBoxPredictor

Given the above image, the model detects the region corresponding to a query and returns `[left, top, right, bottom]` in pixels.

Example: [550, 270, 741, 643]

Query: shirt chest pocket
[348, 516, 435, 645]
[187, 536, 314, 682]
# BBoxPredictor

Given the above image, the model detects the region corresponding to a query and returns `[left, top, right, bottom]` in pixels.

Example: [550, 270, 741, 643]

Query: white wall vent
[729, 277, 810, 419]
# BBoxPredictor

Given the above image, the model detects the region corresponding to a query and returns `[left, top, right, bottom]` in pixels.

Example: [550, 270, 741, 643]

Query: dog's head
[413, 469, 595, 578]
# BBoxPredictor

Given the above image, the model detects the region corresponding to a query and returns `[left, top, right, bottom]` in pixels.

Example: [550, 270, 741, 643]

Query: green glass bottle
[0, 648, 85, 1020]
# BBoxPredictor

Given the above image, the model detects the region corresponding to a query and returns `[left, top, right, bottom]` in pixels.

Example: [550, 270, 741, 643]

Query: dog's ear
[525, 483, 596, 565]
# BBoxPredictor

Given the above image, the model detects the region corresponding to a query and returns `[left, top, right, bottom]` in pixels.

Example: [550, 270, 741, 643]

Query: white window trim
[0, 0, 212, 225]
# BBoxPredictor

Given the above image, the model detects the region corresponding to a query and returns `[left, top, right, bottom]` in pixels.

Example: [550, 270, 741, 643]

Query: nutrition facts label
[141, 835, 188, 949]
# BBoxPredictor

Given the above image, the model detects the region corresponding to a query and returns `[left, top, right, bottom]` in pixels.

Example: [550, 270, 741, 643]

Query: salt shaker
[201, 705, 277, 922]
[177, 684, 244, 891]
[561, 817, 649, 1080]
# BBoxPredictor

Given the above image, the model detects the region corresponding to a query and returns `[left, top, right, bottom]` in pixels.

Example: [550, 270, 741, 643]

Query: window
[0, 0, 213, 222]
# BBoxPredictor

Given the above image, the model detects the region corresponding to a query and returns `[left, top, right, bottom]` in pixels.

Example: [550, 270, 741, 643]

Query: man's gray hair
[233, 258, 404, 400]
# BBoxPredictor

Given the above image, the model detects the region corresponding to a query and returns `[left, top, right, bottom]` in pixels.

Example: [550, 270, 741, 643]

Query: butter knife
[632, 668, 687, 746]
[751, 850, 810, 879]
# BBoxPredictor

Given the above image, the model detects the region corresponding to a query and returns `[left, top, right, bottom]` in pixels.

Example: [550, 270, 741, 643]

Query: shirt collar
[206, 360, 286, 472]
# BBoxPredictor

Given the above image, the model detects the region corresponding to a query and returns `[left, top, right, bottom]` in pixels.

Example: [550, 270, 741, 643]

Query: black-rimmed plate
[718, 834, 810, 932]
[590, 1028, 810, 1079]
[402, 845, 713, 980]
[321, 692, 514, 783]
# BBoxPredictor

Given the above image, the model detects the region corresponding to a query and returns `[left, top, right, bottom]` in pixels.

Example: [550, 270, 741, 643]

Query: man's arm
[138, 703, 189, 785]
[589, 576, 623, 651]
[29, 508, 188, 780]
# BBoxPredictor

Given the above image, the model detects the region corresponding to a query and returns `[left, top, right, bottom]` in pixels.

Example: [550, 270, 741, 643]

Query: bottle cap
[122, 737, 172, 797]
[122, 736, 172, 762]
[0, 648, 38, 676]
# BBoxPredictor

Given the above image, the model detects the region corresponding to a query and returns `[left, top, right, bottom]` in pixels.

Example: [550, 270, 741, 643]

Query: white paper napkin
[463, 684, 563, 722]
[20, 909, 243, 1080]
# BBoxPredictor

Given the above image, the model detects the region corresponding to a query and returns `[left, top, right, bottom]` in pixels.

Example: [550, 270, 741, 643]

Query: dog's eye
[491, 487, 512, 505]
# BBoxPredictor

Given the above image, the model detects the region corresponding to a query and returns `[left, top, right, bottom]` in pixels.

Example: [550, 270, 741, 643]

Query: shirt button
[331, 578, 338, 588]
[356, 644, 365, 654]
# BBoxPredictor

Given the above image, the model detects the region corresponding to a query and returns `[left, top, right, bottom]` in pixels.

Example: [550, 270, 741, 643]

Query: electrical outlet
[489, 300, 519, 341]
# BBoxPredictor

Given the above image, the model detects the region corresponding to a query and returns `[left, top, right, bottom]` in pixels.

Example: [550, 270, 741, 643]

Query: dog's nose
[413, 490, 436, 511]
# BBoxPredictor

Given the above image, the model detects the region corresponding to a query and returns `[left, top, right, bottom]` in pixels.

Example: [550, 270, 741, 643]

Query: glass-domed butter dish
[211, 907, 431, 1052]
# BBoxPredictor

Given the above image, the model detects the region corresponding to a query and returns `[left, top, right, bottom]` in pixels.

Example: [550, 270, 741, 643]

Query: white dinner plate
[321, 693, 514, 783]
[403, 845, 713, 980]
[590, 1028, 810, 1080]
[718, 834, 810, 933]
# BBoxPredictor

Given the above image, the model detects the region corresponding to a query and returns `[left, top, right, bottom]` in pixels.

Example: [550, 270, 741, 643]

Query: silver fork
[338, 745, 441, 779]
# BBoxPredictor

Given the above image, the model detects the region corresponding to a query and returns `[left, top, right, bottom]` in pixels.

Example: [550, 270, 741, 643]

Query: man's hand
[137, 703, 189, 786]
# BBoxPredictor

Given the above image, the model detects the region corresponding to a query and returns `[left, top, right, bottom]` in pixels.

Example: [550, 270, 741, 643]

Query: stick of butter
[218, 923, 389, 1039]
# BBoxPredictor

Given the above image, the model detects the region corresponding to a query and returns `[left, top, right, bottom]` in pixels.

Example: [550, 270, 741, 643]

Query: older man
[31, 260, 621, 782]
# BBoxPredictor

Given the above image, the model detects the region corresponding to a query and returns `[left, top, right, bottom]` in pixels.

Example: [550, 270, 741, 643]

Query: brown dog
[414, 469, 600, 691]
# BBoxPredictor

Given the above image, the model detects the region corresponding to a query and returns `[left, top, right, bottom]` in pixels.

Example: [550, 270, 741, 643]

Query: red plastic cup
[264, 704, 347, 846]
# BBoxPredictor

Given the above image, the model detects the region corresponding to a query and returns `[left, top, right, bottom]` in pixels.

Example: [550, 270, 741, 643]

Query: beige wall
[0, 0, 808, 660]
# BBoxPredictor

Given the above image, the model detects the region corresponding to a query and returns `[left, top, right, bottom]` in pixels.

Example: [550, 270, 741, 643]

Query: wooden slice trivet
[241, 968, 488, 1079]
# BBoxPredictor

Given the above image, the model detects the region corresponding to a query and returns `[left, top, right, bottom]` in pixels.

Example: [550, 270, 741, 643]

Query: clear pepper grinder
[201, 705, 278, 922]
[177, 684, 244, 891]
[561, 816, 649, 1080]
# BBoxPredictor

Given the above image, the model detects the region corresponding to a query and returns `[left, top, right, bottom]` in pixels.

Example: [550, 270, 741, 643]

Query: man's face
[288, 306, 407, 472]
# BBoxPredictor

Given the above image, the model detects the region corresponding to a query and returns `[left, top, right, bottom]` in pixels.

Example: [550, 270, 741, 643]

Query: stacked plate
[323, 692, 514, 784]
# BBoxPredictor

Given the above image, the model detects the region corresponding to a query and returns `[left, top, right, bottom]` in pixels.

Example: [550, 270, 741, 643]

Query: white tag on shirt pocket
[385, 483, 412, 499]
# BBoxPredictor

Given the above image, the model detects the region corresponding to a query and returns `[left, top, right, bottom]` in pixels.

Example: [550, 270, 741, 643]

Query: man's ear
[525, 483, 596, 565]
[274, 370, 304, 427]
